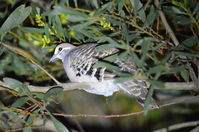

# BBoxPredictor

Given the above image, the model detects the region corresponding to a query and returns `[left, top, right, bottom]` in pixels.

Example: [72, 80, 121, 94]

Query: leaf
[180, 69, 189, 82]
[151, 42, 165, 51]
[174, 51, 199, 58]
[141, 38, 152, 56]
[181, 37, 199, 47]
[93, 61, 120, 71]
[50, 114, 69, 132]
[0, 5, 32, 36]
[0, 101, 4, 108]
[3, 77, 23, 92]
[94, 2, 113, 16]
[23, 128, 32, 132]
[148, 80, 164, 88]
[0, 42, 39, 64]
[20, 82, 32, 96]
[144, 85, 154, 115]
[71, 21, 93, 30]
[131, 52, 145, 68]
[175, 15, 191, 25]
[147, 65, 166, 74]
[95, 44, 117, 52]
[21, 27, 44, 34]
[49, 6, 88, 17]
[165, 66, 185, 74]
[171, 6, 185, 14]
[144, 6, 157, 27]
[53, 15, 65, 38]
[130, 0, 146, 22]
[44, 87, 63, 101]
[193, 2, 199, 16]
[114, 77, 131, 83]
[67, 15, 87, 22]
[11, 97, 29, 108]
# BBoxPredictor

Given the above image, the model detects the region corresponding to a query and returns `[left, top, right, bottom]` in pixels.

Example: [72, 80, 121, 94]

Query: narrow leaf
[50, 114, 69, 132]
[11, 97, 29, 108]
[0, 5, 31, 35]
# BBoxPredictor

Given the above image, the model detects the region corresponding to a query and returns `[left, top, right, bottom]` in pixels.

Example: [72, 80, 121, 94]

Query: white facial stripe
[54, 47, 71, 55]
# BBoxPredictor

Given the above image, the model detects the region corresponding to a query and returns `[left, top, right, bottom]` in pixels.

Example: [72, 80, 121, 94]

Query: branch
[154, 0, 180, 46]
[0, 79, 198, 94]
[3, 95, 198, 118]
[0, 80, 198, 93]
[153, 120, 199, 132]
[48, 95, 199, 118]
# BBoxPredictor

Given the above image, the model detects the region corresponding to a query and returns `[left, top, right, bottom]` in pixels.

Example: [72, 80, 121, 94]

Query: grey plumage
[50, 43, 158, 108]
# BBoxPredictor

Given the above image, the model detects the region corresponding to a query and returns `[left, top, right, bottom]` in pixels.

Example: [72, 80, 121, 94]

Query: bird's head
[49, 43, 75, 62]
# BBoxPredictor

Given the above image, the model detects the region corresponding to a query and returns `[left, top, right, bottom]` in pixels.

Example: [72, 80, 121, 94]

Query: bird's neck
[60, 50, 71, 62]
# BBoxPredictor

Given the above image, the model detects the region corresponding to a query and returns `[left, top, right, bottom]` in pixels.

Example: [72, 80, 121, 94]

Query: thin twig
[45, 95, 198, 118]
[154, 0, 180, 46]
[0, 42, 60, 85]
[190, 126, 199, 132]
[154, 120, 199, 132]
[4, 95, 198, 118]
[0, 80, 197, 93]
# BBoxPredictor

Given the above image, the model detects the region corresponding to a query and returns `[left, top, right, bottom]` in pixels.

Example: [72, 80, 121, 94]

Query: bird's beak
[49, 54, 57, 63]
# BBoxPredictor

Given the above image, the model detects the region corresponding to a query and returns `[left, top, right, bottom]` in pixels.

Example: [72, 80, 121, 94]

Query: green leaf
[171, 6, 185, 14]
[22, 82, 32, 96]
[50, 114, 69, 132]
[131, 52, 145, 68]
[93, 61, 120, 71]
[3, 77, 23, 92]
[73, 0, 78, 8]
[175, 15, 191, 25]
[94, 2, 113, 16]
[21, 27, 44, 34]
[144, 6, 157, 27]
[67, 15, 87, 22]
[151, 42, 165, 51]
[141, 38, 152, 56]
[148, 80, 164, 88]
[180, 69, 189, 82]
[34, 93, 45, 100]
[144, 86, 154, 114]
[114, 77, 131, 83]
[44, 87, 63, 101]
[54, 15, 65, 38]
[147, 65, 166, 74]
[165, 66, 185, 74]
[182, 37, 199, 47]
[174, 51, 199, 58]
[23, 128, 32, 132]
[130, 0, 146, 22]
[95, 44, 117, 52]
[11, 97, 29, 108]
[71, 21, 93, 30]
[0, 101, 4, 108]
[193, 2, 199, 15]
[49, 6, 88, 17]
[0, 5, 32, 36]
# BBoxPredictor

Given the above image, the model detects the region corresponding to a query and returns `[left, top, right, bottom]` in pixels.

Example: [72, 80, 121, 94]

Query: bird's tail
[118, 79, 159, 108]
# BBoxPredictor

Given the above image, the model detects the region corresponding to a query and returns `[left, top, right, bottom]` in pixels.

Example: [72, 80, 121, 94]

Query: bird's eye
[58, 47, 63, 51]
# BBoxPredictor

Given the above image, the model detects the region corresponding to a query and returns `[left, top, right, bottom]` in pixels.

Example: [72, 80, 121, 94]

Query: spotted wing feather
[69, 44, 118, 80]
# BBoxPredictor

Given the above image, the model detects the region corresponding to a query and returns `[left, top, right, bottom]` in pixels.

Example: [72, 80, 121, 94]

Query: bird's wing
[121, 79, 158, 108]
[69, 44, 118, 81]
[69, 44, 158, 108]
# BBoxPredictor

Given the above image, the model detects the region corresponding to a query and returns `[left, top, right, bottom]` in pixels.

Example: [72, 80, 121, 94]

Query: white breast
[63, 56, 123, 96]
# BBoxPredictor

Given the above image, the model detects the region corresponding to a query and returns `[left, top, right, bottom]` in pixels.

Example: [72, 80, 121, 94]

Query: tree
[0, 0, 198, 131]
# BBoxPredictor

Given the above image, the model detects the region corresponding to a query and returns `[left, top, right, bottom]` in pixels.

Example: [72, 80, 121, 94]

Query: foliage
[0, 0, 199, 131]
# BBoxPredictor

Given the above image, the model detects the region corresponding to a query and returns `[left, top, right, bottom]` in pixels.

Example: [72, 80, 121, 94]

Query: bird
[49, 43, 158, 108]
